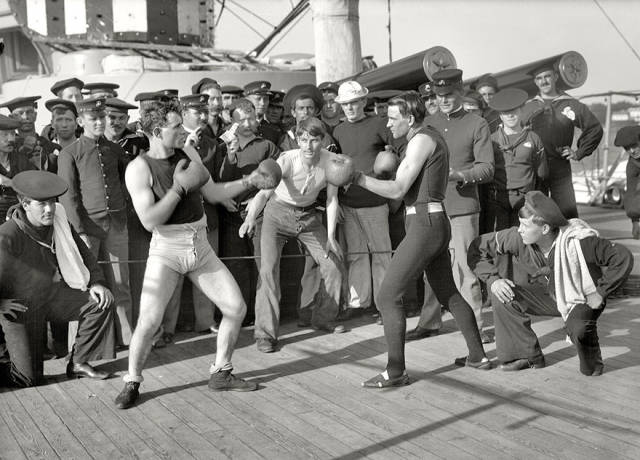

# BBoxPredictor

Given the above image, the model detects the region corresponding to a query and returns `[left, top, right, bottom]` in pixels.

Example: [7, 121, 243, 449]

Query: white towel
[52, 203, 90, 291]
[553, 218, 602, 320]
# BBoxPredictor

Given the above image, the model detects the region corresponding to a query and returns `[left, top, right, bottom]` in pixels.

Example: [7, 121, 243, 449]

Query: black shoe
[405, 326, 440, 341]
[208, 370, 258, 392]
[115, 381, 140, 409]
[256, 338, 277, 353]
[454, 356, 493, 370]
[312, 323, 346, 334]
[66, 361, 110, 380]
[499, 356, 545, 371]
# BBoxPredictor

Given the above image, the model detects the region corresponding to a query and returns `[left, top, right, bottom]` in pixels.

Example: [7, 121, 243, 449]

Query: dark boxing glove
[244, 158, 282, 190]
[171, 158, 210, 198]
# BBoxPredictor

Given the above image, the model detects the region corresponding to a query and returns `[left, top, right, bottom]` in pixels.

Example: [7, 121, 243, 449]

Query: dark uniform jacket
[490, 127, 547, 192]
[258, 118, 283, 146]
[0, 151, 36, 221]
[57, 135, 128, 238]
[468, 227, 633, 308]
[425, 108, 494, 216]
[0, 207, 105, 311]
[624, 155, 640, 222]
[115, 128, 149, 165]
[521, 94, 603, 161]
[191, 132, 227, 231]
[16, 134, 59, 173]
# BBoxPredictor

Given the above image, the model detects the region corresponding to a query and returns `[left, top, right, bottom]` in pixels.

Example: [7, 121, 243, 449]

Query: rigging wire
[215, 0, 226, 27]
[593, 0, 640, 64]
[225, 0, 277, 28]
[263, 6, 309, 56]
[216, 0, 267, 39]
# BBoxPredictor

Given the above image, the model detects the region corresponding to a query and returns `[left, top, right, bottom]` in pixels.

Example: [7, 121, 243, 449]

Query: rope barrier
[96, 249, 396, 264]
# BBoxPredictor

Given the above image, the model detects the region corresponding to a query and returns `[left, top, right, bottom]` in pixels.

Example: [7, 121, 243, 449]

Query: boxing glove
[325, 154, 355, 187]
[171, 158, 210, 198]
[245, 158, 282, 190]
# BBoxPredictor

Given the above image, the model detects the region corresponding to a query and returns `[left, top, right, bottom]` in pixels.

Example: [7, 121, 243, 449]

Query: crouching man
[0, 171, 115, 387]
[115, 104, 276, 409]
[468, 191, 633, 375]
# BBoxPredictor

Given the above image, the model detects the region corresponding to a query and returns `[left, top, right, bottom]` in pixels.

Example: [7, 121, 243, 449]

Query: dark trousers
[218, 209, 261, 323]
[542, 157, 578, 219]
[494, 287, 603, 375]
[483, 188, 526, 233]
[0, 284, 115, 387]
[377, 209, 484, 377]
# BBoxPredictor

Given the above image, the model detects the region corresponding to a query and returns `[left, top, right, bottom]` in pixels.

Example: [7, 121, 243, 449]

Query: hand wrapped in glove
[170, 158, 210, 198]
[244, 158, 282, 190]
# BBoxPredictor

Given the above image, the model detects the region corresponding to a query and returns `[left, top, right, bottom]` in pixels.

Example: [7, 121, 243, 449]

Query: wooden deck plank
[35, 382, 126, 459]
[0, 390, 57, 459]
[0, 393, 28, 460]
[16, 385, 91, 459]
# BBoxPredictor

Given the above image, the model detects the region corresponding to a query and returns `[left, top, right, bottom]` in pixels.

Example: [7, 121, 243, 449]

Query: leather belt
[274, 198, 317, 212]
[406, 202, 443, 215]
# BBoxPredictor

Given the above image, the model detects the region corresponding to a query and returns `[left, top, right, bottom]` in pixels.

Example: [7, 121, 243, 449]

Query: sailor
[104, 97, 149, 163]
[0, 96, 59, 172]
[220, 85, 243, 125]
[57, 96, 134, 348]
[468, 191, 633, 375]
[318, 81, 343, 135]
[613, 125, 640, 239]
[243, 80, 283, 145]
[217, 98, 279, 327]
[192, 78, 227, 139]
[484, 88, 547, 231]
[41, 78, 85, 140]
[83, 82, 119, 99]
[45, 99, 79, 150]
[521, 63, 603, 219]
[0, 115, 35, 222]
[0, 170, 116, 387]
[471, 73, 501, 133]
[266, 90, 286, 127]
[417, 81, 439, 116]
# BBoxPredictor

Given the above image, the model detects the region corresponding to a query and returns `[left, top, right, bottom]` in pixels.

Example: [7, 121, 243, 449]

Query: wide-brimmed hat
[335, 81, 369, 104]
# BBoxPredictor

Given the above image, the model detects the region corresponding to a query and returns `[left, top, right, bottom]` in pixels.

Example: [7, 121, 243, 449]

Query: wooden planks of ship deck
[1, 296, 639, 459]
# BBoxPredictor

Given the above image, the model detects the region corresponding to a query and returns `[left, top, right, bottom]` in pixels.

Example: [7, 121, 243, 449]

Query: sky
[214, 0, 640, 99]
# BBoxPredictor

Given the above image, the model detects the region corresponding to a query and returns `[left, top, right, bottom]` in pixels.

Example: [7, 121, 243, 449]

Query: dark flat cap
[270, 90, 285, 107]
[157, 89, 179, 98]
[105, 97, 137, 113]
[83, 82, 120, 96]
[0, 114, 22, 130]
[472, 73, 498, 91]
[75, 96, 107, 114]
[369, 90, 402, 102]
[283, 84, 323, 113]
[45, 98, 78, 116]
[432, 68, 463, 95]
[220, 85, 243, 95]
[0, 96, 41, 112]
[462, 90, 483, 107]
[191, 78, 219, 95]
[418, 81, 435, 98]
[527, 61, 556, 77]
[50, 78, 84, 96]
[614, 125, 640, 148]
[488, 88, 528, 112]
[523, 191, 568, 227]
[134, 92, 158, 102]
[12, 170, 68, 200]
[318, 81, 339, 94]
[244, 81, 273, 96]
[180, 93, 209, 109]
